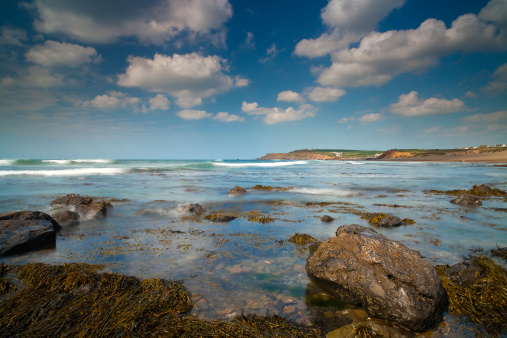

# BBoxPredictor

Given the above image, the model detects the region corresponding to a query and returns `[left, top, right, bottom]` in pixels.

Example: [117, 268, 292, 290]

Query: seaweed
[490, 247, 507, 261]
[351, 323, 386, 338]
[402, 218, 416, 224]
[204, 214, 237, 222]
[0, 263, 16, 296]
[251, 185, 290, 192]
[359, 212, 390, 225]
[288, 233, 318, 245]
[0, 263, 192, 337]
[436, 256, 507, 337]
[426, 184, 507, 197]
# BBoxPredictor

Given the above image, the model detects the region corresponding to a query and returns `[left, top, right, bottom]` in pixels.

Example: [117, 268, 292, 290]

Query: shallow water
[1, 159, 506, 334]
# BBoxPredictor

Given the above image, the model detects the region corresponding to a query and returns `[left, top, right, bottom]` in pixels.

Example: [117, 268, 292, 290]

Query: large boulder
[450, 193, 482, 207]
[306, 224, 446, 332]
[50, 194, 113, 220]
[0, 219, 56, 256]
[0, 211, 61, 231]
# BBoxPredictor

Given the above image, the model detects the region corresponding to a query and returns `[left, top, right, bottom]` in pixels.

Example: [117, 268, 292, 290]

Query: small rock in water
[450, 193, 482, 207]
[321, 215, 334, 222]
[377, 216, 403, 227]
[178, 202, 206, 215]
[52, 210, 80, 227]
[228, 185, 247, 195]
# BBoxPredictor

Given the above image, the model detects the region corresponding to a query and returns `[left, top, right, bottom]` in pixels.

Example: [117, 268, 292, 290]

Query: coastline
[377, 151, 507, 163]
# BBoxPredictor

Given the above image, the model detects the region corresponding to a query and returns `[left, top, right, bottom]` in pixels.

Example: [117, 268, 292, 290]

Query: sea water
[0, 159, 506, 331]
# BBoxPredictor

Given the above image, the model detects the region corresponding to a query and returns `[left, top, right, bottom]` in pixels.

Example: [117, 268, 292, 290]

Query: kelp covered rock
[0, 220, 56, 257]
[321, 215, 334, 223]
[437, 256, 507, 337]
[450, 193, 482, 207]
[306, 224, 446, 332]
[228, 185, 247, 195]
[51, 210, 80, 227]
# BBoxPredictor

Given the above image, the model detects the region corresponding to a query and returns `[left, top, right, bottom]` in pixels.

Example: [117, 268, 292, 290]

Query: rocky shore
[1, 186, 506, 337]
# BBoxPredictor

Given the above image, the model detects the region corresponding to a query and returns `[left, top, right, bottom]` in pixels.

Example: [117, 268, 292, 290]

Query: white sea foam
[72, 159, 114, 164]
[0, 159, 15, 166]
[345, 161, 364, 165]
[0, 168, 127, 177]
[213, 161, 308, 167]
[42, 160, 73, 164]
[289, 187, 357, 196]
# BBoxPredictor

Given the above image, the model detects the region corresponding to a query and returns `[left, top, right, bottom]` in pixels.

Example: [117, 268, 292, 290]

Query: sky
[0, 0, 506, 159]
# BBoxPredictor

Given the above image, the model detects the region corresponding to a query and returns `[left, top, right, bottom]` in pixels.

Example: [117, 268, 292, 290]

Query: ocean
[1, 158, 506, 332]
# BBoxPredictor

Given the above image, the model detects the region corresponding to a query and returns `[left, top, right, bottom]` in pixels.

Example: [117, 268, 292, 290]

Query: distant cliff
[260, 152, 336, 160]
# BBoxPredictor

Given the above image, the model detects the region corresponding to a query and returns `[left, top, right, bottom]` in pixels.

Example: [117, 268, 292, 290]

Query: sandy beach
[380, 150, 507, 163]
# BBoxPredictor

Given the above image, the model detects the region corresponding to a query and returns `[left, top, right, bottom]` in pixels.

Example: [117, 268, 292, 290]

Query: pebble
[283, 305, 297, 314]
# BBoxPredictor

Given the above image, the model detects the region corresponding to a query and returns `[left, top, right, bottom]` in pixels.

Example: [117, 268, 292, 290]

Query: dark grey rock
[450, 193, 482, 207]
[50, 194, 113, 220]
[178, 203, 206, 215]
[0, 211, 61, 231]
[0, 219, 56, 256]
[52, 210, 80, 227]
[306, 224, 446, 332]
[378, 216, 403, 227]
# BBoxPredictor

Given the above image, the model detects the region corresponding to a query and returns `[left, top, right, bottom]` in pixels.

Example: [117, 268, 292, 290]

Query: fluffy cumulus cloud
[316, 8, 506, 88]
[390, 91, 466, 117]
[28, 0, 232, 45]
[242, 102, 317, 124]
[149, 94, 170, 111]
[277, 90, 304, 103]
[26, 40, 100, 67]
[212, 112, 244, 122]
[295, 0, 405, 58]
[84, 91, 140, 110]
[117, 53, 241, 108]
[307, 87, 345, 102]
[176, 109, 212, 120]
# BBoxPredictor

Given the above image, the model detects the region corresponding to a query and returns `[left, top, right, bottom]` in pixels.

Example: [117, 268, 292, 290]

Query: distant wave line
[212, 161, 308, 167]
[0, 168, 127, 177]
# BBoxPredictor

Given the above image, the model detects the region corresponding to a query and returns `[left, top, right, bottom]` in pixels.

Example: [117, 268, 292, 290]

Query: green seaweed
[288, 233, 318, 245]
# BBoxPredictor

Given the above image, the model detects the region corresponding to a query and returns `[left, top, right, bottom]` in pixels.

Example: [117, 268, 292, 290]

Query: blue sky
[0, 0, 506, 159]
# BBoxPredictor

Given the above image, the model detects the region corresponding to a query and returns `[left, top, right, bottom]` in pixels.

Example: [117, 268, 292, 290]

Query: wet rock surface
[321, 215, 334, 223]
[377, 215, 403, 227]
[228, 185, 247, 195]
[306, 224, 446, 332]
[0, 211, 61, 231]
[51, 210, 80, 227]
[450, 193, 482, 207]
[178, 203, 206, 215]
[50, 194, 113, 220]
[0, 220, 56, 256]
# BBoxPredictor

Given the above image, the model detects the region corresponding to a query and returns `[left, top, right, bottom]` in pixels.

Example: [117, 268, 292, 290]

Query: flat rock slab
[0, 219, 56, 256]
[306, 224, 446, 332]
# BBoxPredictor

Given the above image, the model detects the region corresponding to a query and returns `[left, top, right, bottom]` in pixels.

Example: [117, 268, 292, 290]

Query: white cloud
[390, 91, 466, 117]
[213, 112, 244, 122]
[241, 32, 255, 49]
[259, 43, 282, 63]
[423, 125, 442, 134]
[479, 0, 507, 32]
[117, 53, 240, 108]
[0, 26, 26, 45]
[338, 117, 355, 124]
[307, 87, 345, 102]
[241, 102, 317, 124]
[277, 90, 304, 103]
[295, 0, 405, 58]
[234, 76, 250, 87]
[463, 110, 507, 122]
[29, 0, 232, 45]
[464, 91, 478, 98]
[84, 91, 140, 110]
[359, 113, 382, 122]
[3, 66, 64, 88]
[481, 63, 507, 96]
[149, 94, 170, 111]
[317, 11, 505, 88]
[177, 109, 212, 120]
[26, 40, 100, 67]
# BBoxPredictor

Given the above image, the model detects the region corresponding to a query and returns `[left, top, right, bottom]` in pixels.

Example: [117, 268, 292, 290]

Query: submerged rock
[178, 203, 206, 215]
[204, 214, 236, 222]
[306, 224, 446, 332]
[450, 193, 482, 207]
[50, 194, 113, 220]
[327, 321, 413, 338]
[0, 211, 61, 231]
[0, 220, 56, 256]
[228, 186, 247, 195]
[378, 215, 403, 227]
[321, 215, 334, 223]
[51, 210, 80, 227]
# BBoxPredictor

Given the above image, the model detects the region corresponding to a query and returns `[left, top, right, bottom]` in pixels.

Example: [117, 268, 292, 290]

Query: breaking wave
[213, 161, 308, 168]
[0, 168, 128, 177]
